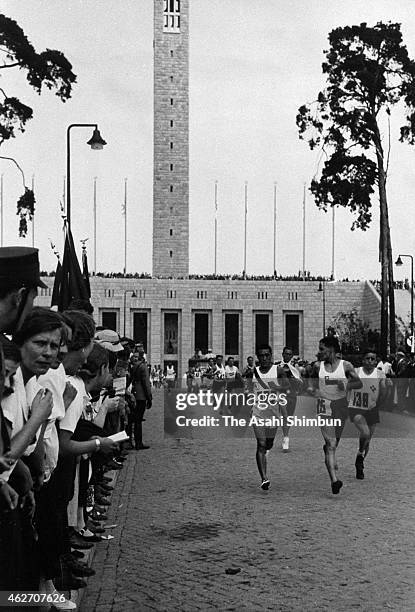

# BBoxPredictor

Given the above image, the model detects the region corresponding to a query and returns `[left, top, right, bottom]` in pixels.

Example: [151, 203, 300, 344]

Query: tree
[0, 14, 76, 235]
[297, 22, 415, 357]
[330, 308, 370, 354]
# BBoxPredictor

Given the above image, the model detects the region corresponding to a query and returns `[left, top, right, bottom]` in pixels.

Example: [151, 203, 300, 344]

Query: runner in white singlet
[251, 344, 288, 491]
[348, 349, 387, 479]
[307, 336, 362, 495]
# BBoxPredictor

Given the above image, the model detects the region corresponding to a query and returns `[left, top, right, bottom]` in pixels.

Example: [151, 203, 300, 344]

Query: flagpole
[214, 180, 218, 275]
[123, 178, 127, 276]
[31, 175, 35, 247]
[93, 177, 97, 274]
[331, 205, 335, 280]
[0, 174, 3, 247]
[302, 183, 306, 277]
[243, 181, 248, 278]
[273, 182, 277, 276]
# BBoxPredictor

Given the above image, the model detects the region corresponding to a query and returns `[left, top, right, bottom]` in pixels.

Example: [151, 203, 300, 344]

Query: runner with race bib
[348, 348, 387, 480]
[251, 344, 288, 491]
[307, 336, 362, 495]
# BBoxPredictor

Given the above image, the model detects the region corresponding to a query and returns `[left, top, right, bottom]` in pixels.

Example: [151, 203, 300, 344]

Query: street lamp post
[318, 279, 326, 336]
[395, 254, 414, 351]
[66, 124, 106, 229]
[123, 289, 137, 337]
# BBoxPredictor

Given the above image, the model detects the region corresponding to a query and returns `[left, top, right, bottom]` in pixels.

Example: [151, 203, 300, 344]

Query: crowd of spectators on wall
[40, 270, 367, 283]
[370, 279, 413, 292]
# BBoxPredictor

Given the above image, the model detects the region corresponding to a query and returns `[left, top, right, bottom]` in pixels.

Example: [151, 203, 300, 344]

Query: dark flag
[51, 260, 62, 307]
[81, 241, 91, 298]
[51, 225, 91, 312]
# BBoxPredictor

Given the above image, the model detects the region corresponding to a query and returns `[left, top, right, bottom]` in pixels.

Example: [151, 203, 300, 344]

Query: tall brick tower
[153, 0, 189, 277]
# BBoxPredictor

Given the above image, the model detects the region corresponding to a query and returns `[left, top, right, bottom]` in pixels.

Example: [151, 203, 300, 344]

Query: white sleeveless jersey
[316, 360, 347, 417]
[225, 365, 238, 380]
[213, 364, 226, 380]
[251, 364, 282, 418]
[166, 366, 175, 379]
[348, 367, 384, 411]
[318, 360, 347, 401]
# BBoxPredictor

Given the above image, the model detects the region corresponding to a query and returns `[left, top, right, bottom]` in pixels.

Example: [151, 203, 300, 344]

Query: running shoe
[331, 480, 343, 494]
[282, 437, 289, 452]
[40, 588, 76, 610]
[355, 454, 364, 479]
[260, 479, 271, 490]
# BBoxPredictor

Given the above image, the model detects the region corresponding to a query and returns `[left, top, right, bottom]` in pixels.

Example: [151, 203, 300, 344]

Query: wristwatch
[95, 438, 101, 451]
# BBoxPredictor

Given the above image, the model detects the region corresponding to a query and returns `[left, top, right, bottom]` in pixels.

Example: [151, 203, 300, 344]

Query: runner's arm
[306, 362, 319, 395]
[344, 361, 362, 391]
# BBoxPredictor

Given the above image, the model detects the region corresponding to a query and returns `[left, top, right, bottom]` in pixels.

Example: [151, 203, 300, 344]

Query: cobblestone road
[81, 392, 415, 612]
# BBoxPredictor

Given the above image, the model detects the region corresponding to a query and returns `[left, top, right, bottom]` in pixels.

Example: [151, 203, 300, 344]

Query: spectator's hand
[0, 455, 15, 474]
[146, 398, 152, 410]
[102, 397, 121, 413]
[98, 437, 119, 454]
[32, 473, 44, 492]
[20, 489, 35, 518]
[117, 397, 127, 417]
[63, 381, 78, 409]
[0, 481, 18, 510]
[31, 389, 53, 421]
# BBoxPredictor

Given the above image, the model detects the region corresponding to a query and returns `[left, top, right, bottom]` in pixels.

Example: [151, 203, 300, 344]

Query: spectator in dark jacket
[129, 354, 152, 450]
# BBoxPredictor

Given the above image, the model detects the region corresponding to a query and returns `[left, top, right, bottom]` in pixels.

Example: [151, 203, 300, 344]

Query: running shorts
[348, 407, 380, 427]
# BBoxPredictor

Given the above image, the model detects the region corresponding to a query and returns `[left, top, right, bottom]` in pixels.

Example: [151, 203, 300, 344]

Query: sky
[1, 0, 415, 281]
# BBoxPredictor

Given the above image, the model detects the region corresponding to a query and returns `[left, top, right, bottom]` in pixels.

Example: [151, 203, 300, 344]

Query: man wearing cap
[0, 247, 47, 588]
[0, 247, 46, 339]
[0, 247, 46, 459]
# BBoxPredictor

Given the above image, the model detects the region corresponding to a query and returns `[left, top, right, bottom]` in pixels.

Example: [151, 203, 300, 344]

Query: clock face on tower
[163, 0, 181, 32]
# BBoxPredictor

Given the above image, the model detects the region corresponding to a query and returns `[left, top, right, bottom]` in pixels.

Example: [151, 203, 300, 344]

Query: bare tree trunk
[376, 142, 390, 358]
[387, 229, 396, 353]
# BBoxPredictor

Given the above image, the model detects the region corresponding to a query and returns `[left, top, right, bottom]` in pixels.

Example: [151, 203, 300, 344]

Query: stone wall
[36, 277, 377, 375]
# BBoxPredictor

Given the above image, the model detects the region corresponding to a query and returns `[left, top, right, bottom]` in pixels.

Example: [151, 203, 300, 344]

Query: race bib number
[351, 391, 369, 409]
[316, 397, 332, 416]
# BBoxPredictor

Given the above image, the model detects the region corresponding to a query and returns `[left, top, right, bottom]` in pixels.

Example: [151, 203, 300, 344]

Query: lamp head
[87, 128, 107, 150]
[395, 255, 403, 267]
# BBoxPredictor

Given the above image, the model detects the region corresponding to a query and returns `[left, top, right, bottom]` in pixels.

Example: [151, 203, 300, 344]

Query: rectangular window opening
[285, 314, 300, 355]
[225, 313, 239, 356]
[133, 312, 148, 352]
[255, 314, 270, 349]
[164, 312, 178, 354]
[194, 313, 209, 354]
[101, 311, 117, 332]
